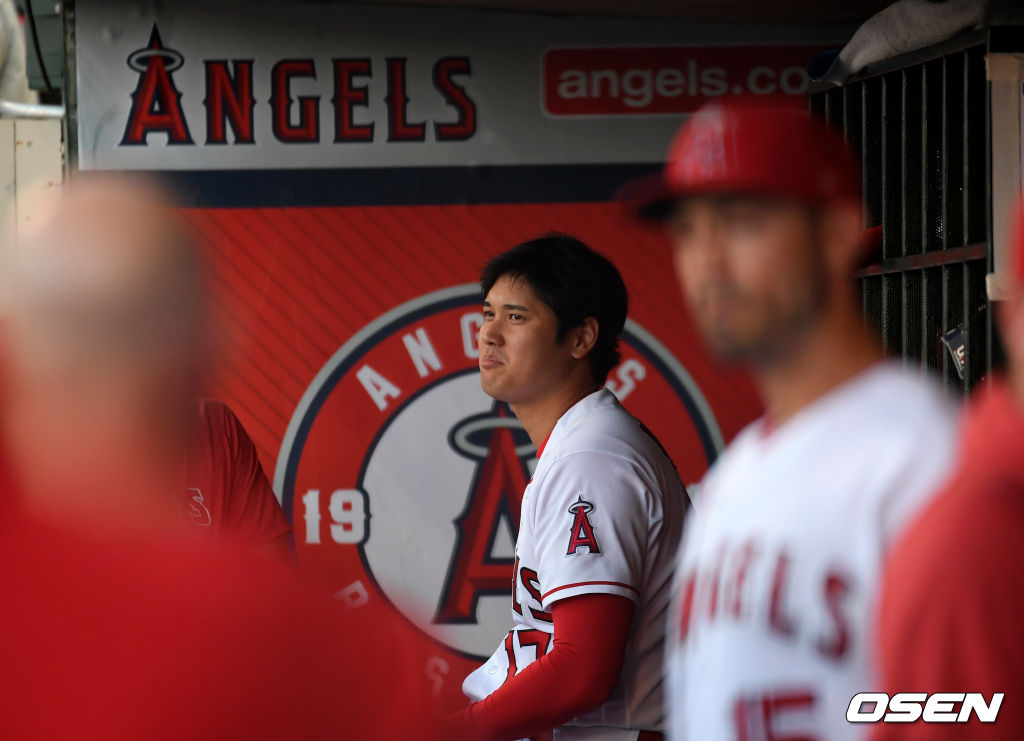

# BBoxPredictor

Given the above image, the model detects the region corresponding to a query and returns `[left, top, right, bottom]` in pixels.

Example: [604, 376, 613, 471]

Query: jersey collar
[536, 388, 616, 460]
[536, 433, 552, 459]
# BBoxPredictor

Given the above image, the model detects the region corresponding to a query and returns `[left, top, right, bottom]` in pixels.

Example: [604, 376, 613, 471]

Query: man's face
[0, 180, 206, 526]
[668, 195, 827, 364]
[478, 275, 576, 404]
[1, 277, 203, 523]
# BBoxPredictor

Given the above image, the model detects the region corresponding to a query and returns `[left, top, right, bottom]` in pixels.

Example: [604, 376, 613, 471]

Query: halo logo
[276, 284, 721, 660]
[122, 25, 193, 146]
[565, 497, 601, 556]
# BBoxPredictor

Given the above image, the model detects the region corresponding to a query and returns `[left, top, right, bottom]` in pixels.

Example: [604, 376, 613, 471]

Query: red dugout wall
[190, 203, 759, 478]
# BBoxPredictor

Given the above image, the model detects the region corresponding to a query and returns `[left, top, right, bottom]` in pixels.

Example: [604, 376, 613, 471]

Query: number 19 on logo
[301, 489, 369, 545]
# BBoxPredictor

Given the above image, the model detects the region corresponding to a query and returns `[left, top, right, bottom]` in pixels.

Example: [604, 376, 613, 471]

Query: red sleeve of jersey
[873, 471, 1024, 741]
[453, 594, 635, 741]
[214, 402, 291, 545]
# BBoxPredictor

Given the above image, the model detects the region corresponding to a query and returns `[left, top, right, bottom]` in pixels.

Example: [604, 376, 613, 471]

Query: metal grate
[811, 41, 992, 394]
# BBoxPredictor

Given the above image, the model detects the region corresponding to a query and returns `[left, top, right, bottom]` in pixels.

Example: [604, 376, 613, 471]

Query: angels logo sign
[275, 284, 722, 662]
[566, 497, 601, 555]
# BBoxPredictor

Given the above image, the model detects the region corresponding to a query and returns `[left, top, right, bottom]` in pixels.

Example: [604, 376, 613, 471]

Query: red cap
[624, 96, 862, 220]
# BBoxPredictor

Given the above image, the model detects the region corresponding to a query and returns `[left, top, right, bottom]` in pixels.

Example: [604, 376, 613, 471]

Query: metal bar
[901, 69, 909, 259]
[63, 2, 78, 177]
[881, 74, 890, 350]
[920, 63, 930, 373]
[860, 81, 870, 323]
[941, 267, 950, 383]
[900, 273, 910, 364]
[842, 84, 849, 138]
[962, 51, 971, 394]
[921, 269, 930, 373]
[815, 40, 995, 389]
[940, 55, 951, 384]
[861, 81, 870, 230]
[925, 61, 933, 257]
[958, 248, 966, 393]
[854, 243, 987, 277]
[984, 34, 996, 378]
[0, 100, 64, 118]
[823, 29, 989, 87]
[963, 53, 973, 260]
[900, 70, 910, 364]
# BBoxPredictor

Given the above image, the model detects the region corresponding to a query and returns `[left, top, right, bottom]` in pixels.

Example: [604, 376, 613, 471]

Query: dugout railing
[810, 27, 1024, 395]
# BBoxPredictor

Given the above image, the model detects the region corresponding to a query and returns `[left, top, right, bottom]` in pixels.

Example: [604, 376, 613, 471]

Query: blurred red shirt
[875, 379, 1024, 740]
[0, 500, 442, 740]
[179, 399, 290, 545]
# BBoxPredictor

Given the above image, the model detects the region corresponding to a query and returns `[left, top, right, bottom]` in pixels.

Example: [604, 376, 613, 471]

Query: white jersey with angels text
[666, 363, 958, 741]
[464, 389, 689, 738]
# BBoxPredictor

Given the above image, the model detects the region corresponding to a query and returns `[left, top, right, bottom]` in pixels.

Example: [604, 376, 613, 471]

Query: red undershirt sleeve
[218, 404, 291, 544]
[454, 593, 636, 741]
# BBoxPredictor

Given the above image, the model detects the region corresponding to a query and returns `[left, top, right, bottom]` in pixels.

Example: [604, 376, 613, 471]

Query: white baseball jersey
[464, 389, 689, 739]
[666, 363, 958, 741]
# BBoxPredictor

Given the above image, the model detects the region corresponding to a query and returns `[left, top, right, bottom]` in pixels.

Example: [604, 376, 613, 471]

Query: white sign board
[75, 0, 847, 173]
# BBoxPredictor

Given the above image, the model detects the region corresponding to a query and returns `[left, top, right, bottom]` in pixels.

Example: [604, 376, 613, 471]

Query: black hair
[480, 233, 628, 383]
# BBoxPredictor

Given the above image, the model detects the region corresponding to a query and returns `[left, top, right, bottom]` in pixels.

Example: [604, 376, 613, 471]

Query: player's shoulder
[848, 366, 959, 474]
[880, 466, 1007, 628]
[858, 363, 958, 426]
[550, 390, 655, 454]
[197, 397, 249, 442]
[537, 389, 677, 481]
[896, 430, 1024, 569]
[198, 397, 236, 426]
[692, 418, 763, 495]
[703, 364, 958, 483]
[786, 362, 957, 454]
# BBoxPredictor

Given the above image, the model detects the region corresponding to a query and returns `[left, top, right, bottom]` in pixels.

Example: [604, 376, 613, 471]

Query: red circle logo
[276, 284, 721, 661]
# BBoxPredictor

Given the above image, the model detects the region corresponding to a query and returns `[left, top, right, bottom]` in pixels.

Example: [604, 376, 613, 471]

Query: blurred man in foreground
[873, 204, 1024, 739]
[627, 96, 957, 740]
[2, 177, 204, 531]
[0, 176, 436, 739]
[2, 176, 289, 551]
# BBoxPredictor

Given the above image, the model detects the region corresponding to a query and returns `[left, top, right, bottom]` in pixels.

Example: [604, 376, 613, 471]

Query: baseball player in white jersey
[624, 96, 957, 740]
[452, 234, 688, 741]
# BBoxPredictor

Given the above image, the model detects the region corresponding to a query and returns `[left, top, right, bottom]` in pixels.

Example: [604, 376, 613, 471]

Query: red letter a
[121, 26, 193, 146]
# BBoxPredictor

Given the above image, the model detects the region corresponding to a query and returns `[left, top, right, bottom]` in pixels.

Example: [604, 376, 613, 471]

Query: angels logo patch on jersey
[566, 496, 601, 556]
[275, 284, 722, 663]
[178, 487, 212, 527]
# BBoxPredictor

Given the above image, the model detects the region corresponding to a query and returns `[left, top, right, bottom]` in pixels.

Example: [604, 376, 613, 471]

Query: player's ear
[569, 317, 599, 359]
[818, 200, 863, 277]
